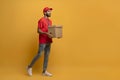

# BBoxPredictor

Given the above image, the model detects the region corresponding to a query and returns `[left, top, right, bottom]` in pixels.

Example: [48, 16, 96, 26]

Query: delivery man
[27, 7, 53, 77]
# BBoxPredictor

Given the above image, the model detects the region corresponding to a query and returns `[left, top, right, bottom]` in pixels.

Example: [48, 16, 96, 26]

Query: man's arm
[37, 27, 47, 34]
[37, 27, 53, 38]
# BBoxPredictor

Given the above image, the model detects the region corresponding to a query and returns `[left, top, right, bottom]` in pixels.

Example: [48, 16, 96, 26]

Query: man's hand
[47, 33, 54, 38]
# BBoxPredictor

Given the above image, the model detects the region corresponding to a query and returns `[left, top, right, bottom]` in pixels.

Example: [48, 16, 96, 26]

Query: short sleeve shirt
[38, 17, 52, 44]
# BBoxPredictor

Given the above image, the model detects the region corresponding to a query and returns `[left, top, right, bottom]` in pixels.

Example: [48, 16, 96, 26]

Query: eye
[47, 10, 51, 13]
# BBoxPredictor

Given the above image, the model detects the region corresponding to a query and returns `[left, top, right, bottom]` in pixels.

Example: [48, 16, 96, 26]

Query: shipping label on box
[48, 26, 62, 38]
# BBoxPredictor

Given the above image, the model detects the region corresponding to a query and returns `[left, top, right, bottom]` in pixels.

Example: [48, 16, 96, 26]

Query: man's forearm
[37, 28, 48, 35]
[37, 28, 53, 38]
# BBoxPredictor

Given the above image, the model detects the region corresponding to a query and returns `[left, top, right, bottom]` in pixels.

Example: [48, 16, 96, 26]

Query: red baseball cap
[43, 7, 53, 13]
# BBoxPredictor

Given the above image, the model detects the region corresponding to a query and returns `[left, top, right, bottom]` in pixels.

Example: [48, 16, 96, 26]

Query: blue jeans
[28, 43, 51, 73]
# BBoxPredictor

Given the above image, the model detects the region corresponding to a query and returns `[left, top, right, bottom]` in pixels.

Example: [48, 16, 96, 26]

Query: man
[27, 7, 54, 77]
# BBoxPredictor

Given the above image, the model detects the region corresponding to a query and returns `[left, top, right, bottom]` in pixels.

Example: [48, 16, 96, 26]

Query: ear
[44, 12, 47, 15]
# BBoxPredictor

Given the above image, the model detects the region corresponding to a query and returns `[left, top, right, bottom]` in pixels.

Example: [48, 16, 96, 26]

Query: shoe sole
[42, 73, 52, 77]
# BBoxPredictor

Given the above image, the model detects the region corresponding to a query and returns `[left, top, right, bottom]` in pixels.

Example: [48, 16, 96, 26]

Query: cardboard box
[48, 25, 62, 38]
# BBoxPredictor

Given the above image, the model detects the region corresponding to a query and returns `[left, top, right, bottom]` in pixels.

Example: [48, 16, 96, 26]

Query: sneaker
[42, 71, 53, 77]
[26, 66, 32, 76]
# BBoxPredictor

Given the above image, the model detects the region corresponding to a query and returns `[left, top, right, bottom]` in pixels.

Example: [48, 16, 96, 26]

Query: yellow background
[0, 0, 120, 80]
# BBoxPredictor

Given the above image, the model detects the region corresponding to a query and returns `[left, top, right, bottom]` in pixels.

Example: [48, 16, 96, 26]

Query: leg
[43, 43, 51, 73]
[28, 44, 45, 68]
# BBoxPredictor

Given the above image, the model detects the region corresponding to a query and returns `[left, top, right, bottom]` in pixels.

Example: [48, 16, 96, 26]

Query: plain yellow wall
[0, 0, 120, 72]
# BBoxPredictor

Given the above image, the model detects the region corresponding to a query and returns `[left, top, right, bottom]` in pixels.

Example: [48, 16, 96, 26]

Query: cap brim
[49, 8, 53, 10]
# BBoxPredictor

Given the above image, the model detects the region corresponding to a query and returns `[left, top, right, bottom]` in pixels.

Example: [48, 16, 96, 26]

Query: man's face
[45, 10, 52, 17]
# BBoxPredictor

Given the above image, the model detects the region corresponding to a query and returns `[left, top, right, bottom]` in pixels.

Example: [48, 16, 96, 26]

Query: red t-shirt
[38, 17, 52, 44]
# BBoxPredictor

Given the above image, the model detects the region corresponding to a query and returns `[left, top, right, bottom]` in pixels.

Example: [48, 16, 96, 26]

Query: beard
[46, 13, 51, 17]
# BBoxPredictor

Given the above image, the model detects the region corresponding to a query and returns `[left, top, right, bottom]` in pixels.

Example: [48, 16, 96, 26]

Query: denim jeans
[28, 43, 51, 73]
